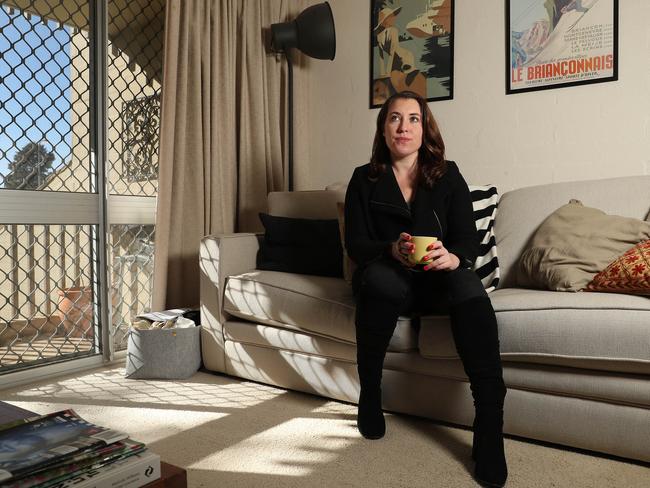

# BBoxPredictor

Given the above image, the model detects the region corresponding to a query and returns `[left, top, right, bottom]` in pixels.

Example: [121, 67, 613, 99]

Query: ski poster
[370, 0, 454, 107]
[507, 0, 618, 94]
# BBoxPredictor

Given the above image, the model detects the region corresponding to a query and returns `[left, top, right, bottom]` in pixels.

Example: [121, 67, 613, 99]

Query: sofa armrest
[199, 233, 261, 372]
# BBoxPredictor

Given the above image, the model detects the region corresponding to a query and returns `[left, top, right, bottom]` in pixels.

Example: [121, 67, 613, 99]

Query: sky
[0, 6, 72, 179]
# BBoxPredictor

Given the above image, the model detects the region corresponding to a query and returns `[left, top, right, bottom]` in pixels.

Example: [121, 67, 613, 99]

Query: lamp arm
[286, 53, 294, 191]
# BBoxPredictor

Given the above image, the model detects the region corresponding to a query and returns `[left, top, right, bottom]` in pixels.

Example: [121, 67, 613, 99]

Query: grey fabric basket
[125, 325, 201, 379]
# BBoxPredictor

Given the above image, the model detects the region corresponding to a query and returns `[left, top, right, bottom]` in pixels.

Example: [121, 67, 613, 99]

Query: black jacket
[344, 161, 479, 269]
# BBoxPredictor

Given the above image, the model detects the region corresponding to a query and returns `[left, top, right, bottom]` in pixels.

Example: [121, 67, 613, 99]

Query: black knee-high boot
[353, 259, 411, 440]
[355, 325, 392, 439]
[450, 296, 508, 487]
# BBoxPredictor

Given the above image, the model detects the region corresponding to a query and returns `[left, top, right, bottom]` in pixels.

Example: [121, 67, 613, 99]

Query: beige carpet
[2, 365, 649, 488]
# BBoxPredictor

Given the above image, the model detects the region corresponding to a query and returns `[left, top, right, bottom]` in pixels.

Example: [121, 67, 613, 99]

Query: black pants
[353, 258, 488, 331]
[353, 258, 505, 411]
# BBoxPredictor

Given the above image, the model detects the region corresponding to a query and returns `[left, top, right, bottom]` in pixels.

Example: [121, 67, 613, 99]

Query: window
[0, 0, 165, 373]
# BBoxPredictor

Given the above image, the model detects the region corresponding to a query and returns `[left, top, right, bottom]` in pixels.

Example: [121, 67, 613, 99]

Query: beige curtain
[152, 0, 313, 309]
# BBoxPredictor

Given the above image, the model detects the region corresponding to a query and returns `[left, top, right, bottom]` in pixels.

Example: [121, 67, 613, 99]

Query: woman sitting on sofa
[344, 91, 508, 487]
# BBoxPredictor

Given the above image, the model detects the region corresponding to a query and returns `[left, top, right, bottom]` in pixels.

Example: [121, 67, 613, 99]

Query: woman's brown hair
[368, 91, 447, 188]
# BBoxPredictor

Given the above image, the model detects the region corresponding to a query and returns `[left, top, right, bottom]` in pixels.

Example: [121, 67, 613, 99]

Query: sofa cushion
[223, 270, 418, 352]
[256, 213, 343, 278]
[268, 190, 345, 219]
[469, 185, 500, 292]
[517, 200, 650, 291]
[383, 353, 650, 409]
[585, 240, 650, 295]
[418, 288, 650, 374]
[494, 176, 650, 288]
[223, 320, 357, 362]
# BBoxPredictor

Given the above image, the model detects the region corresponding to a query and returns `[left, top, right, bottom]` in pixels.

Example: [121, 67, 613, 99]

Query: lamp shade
[271, 2, 336, 60]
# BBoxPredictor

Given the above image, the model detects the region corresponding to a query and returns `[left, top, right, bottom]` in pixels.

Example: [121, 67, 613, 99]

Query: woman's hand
[391, 232, 416, 267]
[422, 240, 460, 271]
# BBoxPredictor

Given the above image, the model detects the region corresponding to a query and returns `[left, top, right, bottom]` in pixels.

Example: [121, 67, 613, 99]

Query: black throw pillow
[257, 213, 343, 278]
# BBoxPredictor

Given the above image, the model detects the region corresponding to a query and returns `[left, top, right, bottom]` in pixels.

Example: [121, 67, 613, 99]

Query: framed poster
[370, 0, 454, 108]
[507, 0, 618, 94]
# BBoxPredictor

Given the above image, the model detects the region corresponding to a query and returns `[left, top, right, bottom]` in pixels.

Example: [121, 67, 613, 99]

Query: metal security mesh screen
[0, 224, 97, 370]
[110, 224, 154, 350]
[0, 0, 164, 372]
[107, 0, 164, 196]
[0, 0, 99, 373]
[107, 0, 163, 351]
[0, 0, 92, 193]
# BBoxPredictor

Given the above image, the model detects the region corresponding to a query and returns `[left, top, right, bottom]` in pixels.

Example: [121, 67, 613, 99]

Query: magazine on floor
[0, 409, 128, 483]
[4, 438, 146, 488]
[46, 450, 160, 488]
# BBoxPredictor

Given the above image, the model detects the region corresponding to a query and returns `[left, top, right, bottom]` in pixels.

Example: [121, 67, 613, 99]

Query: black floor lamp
[270, 2, 336, 191]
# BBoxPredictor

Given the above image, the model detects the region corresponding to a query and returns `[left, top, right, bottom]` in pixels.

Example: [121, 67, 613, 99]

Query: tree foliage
[4, 142, 55, 190]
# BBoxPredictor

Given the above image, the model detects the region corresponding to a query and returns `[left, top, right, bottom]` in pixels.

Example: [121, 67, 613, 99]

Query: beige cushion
[417, 315, 458, 360]
[223, 270, 418, 352]
[518, 200, 650, 291]
[384, 353, 650, 408]
[494, 176, 650, 288]
[418, 288, 650, 374]
[223, 320, 357, 362]
[268, 190, 345, 219]
[222, 322, 650, 407]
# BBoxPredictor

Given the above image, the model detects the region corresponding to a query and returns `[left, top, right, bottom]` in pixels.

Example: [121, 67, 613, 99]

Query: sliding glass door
[0, 0, 164, 374]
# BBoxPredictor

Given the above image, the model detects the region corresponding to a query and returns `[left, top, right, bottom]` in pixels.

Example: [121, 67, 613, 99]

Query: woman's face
[383, 97, 423, 163]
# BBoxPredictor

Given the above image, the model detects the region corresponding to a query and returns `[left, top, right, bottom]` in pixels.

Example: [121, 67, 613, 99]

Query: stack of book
[0, 409, 160, 488]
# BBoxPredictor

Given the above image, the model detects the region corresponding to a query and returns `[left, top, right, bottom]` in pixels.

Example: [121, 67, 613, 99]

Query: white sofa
[199, 175, 650, 463]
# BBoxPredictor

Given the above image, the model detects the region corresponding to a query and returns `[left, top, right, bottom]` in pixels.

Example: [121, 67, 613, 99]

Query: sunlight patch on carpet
[5, 366, 285, 409]
[189, 417, 357, 476]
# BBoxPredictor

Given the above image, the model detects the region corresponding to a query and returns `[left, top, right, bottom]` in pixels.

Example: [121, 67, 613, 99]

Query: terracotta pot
[57, 286, 94, 339]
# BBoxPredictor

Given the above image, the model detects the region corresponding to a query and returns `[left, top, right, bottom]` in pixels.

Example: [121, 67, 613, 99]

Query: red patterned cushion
[584, 240, 650, 295]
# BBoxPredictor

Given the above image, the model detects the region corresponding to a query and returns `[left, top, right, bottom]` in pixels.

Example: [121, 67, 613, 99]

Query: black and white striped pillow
[469, 185, 500, 292]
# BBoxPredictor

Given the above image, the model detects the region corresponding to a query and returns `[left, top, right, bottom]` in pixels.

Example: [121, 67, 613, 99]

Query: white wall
[303, 0, 650, 192]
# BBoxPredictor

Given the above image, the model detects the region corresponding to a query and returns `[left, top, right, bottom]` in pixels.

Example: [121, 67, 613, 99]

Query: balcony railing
[0, 223, 154, 370]
[0, 223, 96, 370]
